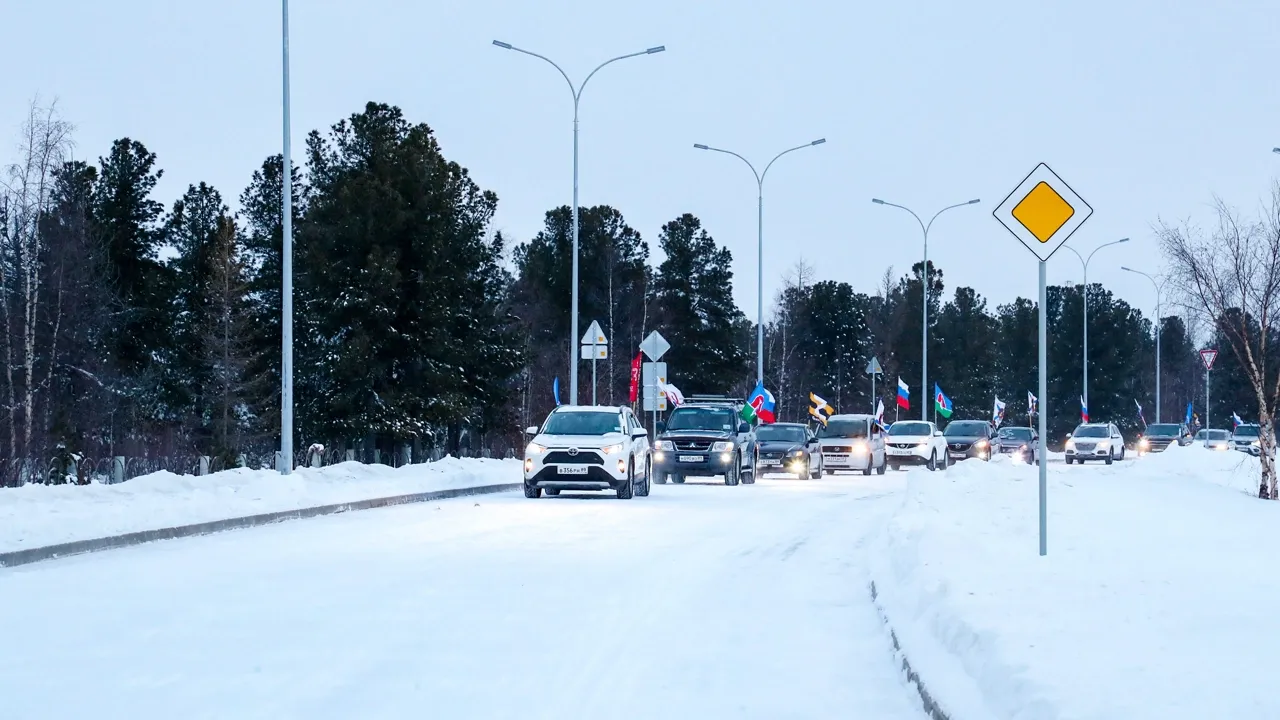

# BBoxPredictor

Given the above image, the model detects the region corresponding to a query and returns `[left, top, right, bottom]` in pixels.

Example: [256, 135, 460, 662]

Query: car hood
[994, 436, 1033, 446]
[661, 428, 734, 439]
[534, 432, 628, 447]
[944, 434, 985, 443]
[758, 441, 806, 453]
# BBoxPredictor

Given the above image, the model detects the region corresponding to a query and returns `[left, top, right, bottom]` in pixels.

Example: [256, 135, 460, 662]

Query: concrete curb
[870, 580, 953, 720]
[0, 482, 521, 569]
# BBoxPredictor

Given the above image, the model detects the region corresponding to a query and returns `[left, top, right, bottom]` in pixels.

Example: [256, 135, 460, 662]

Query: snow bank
[870, 445, 1278, 719]
[0, 458, 519, 553]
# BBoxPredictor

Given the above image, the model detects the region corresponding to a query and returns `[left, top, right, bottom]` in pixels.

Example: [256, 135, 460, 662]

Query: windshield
[819, 419, 868, 439]
[998, 427, 1033, 441]
[1207, 430, 1231, 440]
[944, 421, 988, 437]
[1074, 425, 1109, 438]
[889, 422, 932, 437]
[1235, 426, 1260, 438]
[757, 425, 807, 443]
[667, 407, 736, 432]
[542, 411, 622, 436]
[1147, 424, 1181, 437]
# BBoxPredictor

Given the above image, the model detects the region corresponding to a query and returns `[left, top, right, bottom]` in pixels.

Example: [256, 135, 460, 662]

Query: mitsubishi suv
[885, 420, 949, 471]
[653, 397, 755, 486]
[523, 405, 652, 499]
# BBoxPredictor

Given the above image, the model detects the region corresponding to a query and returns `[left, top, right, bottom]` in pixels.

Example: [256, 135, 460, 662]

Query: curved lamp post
[1121, 266, 1167, 423]
[1061, 237, 1130, 410]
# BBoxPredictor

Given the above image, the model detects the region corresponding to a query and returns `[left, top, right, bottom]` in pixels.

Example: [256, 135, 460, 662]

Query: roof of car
[828, 413, 874, 420]
[552, 405, 624, 413]
[765, 422, 807, 427]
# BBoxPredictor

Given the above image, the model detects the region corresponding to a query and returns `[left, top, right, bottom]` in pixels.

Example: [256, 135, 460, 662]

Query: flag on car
[742, 381, 776, 424]
[1027, 391, 1037, 416]
[934, 384, 953, 419]
[874, 398, 888, 431]
[897, 378, 910, 410]
[1234, 412, 1244, 428]
[1135, 399, 1145, 428]
[809, 392, 833, 426]
[992, 397, 1006, 427]
[1080, 396, 1089, 423]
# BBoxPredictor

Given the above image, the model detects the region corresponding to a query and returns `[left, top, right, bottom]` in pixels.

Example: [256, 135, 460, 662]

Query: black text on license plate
[762, 459, 781, 466]
[557, 465, 589, 475]
[678, 455, 704, 463]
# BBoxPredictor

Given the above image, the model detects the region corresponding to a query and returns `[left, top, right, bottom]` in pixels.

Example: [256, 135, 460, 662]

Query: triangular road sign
[866, 357, 883, 375]
[1200, 348, 1218, 370]
[581, 320, 607, 346]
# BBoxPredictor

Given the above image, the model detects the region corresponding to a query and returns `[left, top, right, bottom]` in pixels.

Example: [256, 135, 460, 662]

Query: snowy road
[0, 475, 925, 720]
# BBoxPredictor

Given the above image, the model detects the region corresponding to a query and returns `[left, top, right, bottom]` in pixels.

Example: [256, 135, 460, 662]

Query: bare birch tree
[1159, 187, 1280, 498]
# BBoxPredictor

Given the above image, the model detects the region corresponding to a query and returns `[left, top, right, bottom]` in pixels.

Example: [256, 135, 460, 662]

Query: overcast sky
[4, 0, 1279, 328]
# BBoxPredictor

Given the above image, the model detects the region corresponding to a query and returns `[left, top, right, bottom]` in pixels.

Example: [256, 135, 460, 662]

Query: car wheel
[545, 488, 561, 497]
[862, 458, 872, 477]
[1105, 450, 1114, 466]
[889, 463, 900, 472]
[523, 483, 542, 499]
[876, 458, 887, 475]
[1120, 446, 1126, 460]
[671, 474, 685, 484]
[810, 457, 822, 479]
[636, 459, 651, 497]
[928, 452, 937, 472]
[742, 460, 755, 485]
[616, 463, 635, 499]
[725, 457, 740, 486]
[655, 471, 668, 485]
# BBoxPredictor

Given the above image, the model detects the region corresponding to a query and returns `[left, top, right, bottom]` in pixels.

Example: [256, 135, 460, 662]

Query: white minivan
[816, 414, 886, 475]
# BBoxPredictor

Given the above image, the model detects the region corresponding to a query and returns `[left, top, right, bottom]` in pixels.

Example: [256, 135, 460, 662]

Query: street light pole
[692, 140, 826, 385]
[1122, 266, 1166, 423]
[280, 0, 294, 475]
[1062, 238, 1129, 412]
[872, 198, 980, 421]
[493, 41, 665, 405]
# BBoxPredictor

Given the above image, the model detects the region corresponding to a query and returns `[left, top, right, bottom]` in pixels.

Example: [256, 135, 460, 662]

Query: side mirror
[1066, 433, 1073, 439]
[933, 430, 943, 437]
[525, 426, 539, 435]
[737, 422, 750, 434]
[631, 427, 648, 438]
[655, 421, 666, 434]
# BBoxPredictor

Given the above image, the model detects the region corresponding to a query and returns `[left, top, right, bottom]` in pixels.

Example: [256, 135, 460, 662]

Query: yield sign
[1200, 348, 1218, 370]
[581, 320, 607, 346]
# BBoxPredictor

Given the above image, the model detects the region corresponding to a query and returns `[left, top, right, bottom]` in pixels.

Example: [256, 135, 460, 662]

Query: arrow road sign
[581, 320, 607, 346]
[640, 331, 670, 361]
[1200, 348, 1218, 370]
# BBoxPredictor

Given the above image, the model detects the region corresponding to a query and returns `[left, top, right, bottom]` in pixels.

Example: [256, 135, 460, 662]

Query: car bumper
[818, 450, 872, 471]
[885, 447, 932, 465]
[947, 446, 990, 461]
[996, 446, 1035, 459]
[525, 461, 629, 489]
[757, 455, 813, 474]
[653, 449, 737, 477]
[1065, 447, 1115, 459]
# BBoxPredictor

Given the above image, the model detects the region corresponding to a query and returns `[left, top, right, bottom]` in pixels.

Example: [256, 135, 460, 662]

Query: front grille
[1074, 442, 1096, 451]
[823, 446, 853, 453]
[888, 442, 917, 449]
[543, 451, 603, 465]
[673, 439, 714, 451]
[950, 443, 970, 451]
[760, 450, 785, 459]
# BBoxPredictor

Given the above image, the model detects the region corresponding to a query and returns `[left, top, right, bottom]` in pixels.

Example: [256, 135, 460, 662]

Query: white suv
[523, 405, 652, 499]
[1065, 422, 1126, 464]
[884, 420, 949, 471]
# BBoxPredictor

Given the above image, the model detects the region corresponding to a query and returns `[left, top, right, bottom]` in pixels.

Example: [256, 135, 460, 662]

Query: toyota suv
[653, 397, 755, 486]
[523, 405, 652, 499]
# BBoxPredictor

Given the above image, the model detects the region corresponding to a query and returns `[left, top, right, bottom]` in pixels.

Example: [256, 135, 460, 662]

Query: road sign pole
[591, 338, 597, 406]
[1206, 367, 1210, 432]
[1038, 259, 1048, 557]
[871, 372, 876, 415]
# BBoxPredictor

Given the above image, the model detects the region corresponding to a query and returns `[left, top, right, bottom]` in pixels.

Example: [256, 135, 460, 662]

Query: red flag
[628, 352, 643, 403]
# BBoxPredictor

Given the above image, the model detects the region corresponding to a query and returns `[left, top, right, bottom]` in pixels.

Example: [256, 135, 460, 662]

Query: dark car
[943, 420, 994, 462]
[993, 426, 1039, 464]
[1137, 423, 1191, 455]
[753, 423, 822, 479]
[652, 399, 755, 486]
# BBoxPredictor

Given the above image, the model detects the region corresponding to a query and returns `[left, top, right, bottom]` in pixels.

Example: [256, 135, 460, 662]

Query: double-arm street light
[1121, 266, 1167, 423]
[1061, 238, 1130, 411]
[692, 139, 826, 385]
[870, 198, 980, 421]
[493, 40, 665, 405]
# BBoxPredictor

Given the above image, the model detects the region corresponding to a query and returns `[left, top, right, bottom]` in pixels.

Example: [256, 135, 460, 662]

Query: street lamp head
[967, 199, 980, 204]
[1273, 147, 1280, 154]
[871, 198, 886, 205]
[646, 46, 666, 54]
[693, 143, 709, 150]
[811, 138, 826, 146]
[1121, 266, 1134, 272]
[1117, 237, 1131, 243]
[491, 40, 513, 50]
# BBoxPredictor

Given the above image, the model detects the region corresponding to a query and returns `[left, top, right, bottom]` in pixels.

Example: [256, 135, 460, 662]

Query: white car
[884, 420, 949, 471]
[816, 414, 886, 475]
[1064, 422, 1126, 464]
[523, 405, 652, 499]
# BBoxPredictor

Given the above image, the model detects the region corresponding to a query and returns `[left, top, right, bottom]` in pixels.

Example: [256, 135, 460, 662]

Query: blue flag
[553, 377, 561, 407]
[1185, 401, 1193, 425]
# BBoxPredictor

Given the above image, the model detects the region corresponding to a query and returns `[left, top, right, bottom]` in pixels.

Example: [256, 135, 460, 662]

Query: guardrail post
[111, 457, 126, 484]
[198, 456, 211, 476]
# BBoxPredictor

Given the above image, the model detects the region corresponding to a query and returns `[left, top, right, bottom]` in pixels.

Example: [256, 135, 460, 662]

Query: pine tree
[652, 213, 748, 396]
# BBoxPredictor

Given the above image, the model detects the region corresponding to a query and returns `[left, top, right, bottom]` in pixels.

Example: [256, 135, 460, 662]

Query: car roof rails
[685, 394, 742, 405]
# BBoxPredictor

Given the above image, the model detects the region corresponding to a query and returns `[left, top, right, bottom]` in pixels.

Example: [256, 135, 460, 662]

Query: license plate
[950, 452, 966, 459]
[824, 454, 849, 462]
[761, 459, 781, 466]
[556, 465, 588, 475]
[888, 448, 912, 455]
[678, 455, 704, 463]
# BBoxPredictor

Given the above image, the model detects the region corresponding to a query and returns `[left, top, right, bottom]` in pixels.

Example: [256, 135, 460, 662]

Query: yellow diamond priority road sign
[994, 163, 1092, 261]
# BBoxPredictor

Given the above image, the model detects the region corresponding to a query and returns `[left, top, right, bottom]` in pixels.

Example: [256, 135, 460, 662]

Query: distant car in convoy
[816, 414, 886, 476]
[753, 422, 823, 479]
[993, 426, 1039, 465]
[522, 405, 652, 499]
[1136, 423, 1192, 455]
[884, 420, 949, 471]
[653, 397, 755, 486]
[1204, 429, 1232, 451]
[1231, 424, 1266, 456]
[1064, 422, 1126, 464]
[942, 420, 994, 462]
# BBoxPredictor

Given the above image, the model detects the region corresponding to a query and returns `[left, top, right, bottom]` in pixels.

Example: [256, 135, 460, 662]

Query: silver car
[1204, 429, 1232, 451]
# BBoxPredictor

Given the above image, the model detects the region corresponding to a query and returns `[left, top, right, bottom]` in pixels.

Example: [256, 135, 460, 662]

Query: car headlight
[787, 448, 805, 457]
[1139, 438, 1149, 447]
[655, 440, 674, 451]
[851, 442, 868, 454]
[976, 439, 989, 449]
[526, 442, 546, 454]
[1098, 440, 1110, 449]
[711, 441, 734, 452]
[1253, 440, 1261, 447]
[1065, 439, 1075, 450]
[600, 443, 624, 455]
[1019, 444, 1028, 452]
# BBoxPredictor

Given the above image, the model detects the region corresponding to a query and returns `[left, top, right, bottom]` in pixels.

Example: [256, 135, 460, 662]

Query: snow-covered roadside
[869, 445, 1277, 719]
[0, 458, 519, 553]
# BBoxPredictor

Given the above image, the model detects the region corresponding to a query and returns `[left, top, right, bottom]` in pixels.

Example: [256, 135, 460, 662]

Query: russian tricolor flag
[897, 377, 910, 410]
[1080, 396, 1089, 423]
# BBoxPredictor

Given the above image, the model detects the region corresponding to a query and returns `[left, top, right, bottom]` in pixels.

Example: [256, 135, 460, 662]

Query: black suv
[653, 396, 756, 486]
